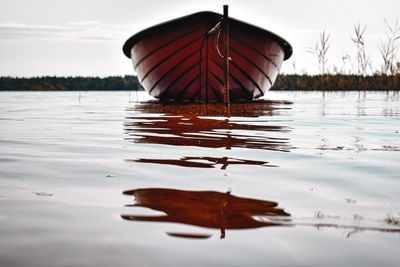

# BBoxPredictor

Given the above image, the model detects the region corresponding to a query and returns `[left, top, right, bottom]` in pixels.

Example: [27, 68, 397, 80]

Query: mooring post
[223, 5, 230, 109]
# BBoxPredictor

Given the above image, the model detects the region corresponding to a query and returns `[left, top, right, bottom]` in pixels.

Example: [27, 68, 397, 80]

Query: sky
[0, 0, 399, 77]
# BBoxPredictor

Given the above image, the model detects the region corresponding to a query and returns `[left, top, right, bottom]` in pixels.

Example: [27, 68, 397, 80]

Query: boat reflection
[121, 188, 400, 239]
[129, 156, 277, 169]
[129, 100, 292, 117]
[124, 100, 292, 151]
[124, 101, 292, 168]
[121, 188, 291, 239]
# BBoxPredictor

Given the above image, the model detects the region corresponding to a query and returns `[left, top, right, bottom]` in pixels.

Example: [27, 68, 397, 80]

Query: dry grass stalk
[351, 23, 370, 76]
[341, 54, 351, 74]
[378, 19, 400, 75]
[308, 30, 330, 75]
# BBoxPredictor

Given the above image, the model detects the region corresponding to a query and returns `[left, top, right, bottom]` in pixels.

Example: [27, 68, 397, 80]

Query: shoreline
[1, 74, 399, 91]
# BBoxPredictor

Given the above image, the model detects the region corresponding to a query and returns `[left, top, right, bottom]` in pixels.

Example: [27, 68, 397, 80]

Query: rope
[198, 36, 207, 102]
[198, 16, 232, 106]
[207, 19, 222, 35]
[215, 27, 224, 59]
[198, 17, 224, 103]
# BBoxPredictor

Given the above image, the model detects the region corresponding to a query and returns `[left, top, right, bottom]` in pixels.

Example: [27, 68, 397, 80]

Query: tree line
[0, 76, 144, 91]
[1, 74, 399, 91]
[272, 74, 400, 91]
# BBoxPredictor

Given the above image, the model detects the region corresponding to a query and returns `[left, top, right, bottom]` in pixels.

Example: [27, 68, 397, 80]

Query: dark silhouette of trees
[0, 76, 143, 91]
[1, 74, 399, 91]
[273, 74, 400, 91]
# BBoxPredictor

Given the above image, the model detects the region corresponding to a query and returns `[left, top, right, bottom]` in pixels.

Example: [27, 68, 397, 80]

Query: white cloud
[0, 22, 139, 43]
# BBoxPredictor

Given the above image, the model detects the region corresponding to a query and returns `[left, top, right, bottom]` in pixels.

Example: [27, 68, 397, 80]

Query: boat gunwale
[123, 11, 293, 60]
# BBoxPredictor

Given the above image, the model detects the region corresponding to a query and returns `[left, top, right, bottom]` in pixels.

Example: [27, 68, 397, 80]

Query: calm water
[0, 91, 399, 267]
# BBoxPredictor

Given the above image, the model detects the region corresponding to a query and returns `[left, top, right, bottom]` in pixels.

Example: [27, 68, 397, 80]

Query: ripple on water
[0, 91, 399, 267]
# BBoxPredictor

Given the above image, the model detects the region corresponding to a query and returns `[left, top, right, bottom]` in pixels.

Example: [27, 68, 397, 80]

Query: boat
[123, 6, 292, 102]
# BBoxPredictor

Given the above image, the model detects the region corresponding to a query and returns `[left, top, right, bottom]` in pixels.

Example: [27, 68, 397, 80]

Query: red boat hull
[123, 12, 292, 102]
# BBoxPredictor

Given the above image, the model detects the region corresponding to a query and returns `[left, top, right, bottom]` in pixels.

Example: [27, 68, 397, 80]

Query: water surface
[0, 91, 399, 267]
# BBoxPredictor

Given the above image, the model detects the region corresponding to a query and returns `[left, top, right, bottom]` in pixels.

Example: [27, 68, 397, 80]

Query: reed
[306, 19, 399, 76]
[385, 213, 400, 226]
[308, 30, 330, 75]
[378, 19, 400, 75]
[351, 23, 370, 76]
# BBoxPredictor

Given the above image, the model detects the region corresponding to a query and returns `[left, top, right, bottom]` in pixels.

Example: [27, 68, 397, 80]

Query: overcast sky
[0, 0, 399, 76]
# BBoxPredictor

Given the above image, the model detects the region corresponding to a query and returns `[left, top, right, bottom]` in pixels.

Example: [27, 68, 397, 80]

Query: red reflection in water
[128, 156, 277, 169]
[121, 188, 291, 238]
[124, 100, 292, 151]
[129, 100, 292, 117]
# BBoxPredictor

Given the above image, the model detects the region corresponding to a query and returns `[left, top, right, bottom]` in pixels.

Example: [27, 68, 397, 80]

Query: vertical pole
[205, 35, 209, 103]
[223, 5, 230, 109]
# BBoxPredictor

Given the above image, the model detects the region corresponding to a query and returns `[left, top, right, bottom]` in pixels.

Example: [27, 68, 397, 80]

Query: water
[0, 91, 399, 267]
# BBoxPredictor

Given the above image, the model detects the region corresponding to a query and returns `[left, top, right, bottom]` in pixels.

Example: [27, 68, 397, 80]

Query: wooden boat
[123, 6, 292, 102]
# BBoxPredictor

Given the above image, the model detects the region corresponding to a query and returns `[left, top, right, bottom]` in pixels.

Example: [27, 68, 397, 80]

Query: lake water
[0, 90, 399, 267]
